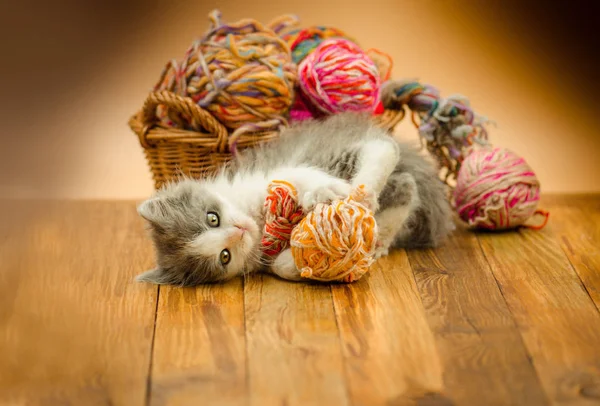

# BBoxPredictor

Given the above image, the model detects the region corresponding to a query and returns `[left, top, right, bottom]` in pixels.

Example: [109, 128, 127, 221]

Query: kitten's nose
[226, 227, 245, 244]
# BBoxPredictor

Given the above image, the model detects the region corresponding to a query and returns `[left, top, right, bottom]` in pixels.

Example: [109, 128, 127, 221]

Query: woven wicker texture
[129, 89, 404, 190]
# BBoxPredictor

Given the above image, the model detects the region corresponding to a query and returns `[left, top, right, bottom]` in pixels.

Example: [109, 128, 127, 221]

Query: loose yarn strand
[380, 79, 490, 186]
[267, 14, 300, 35]
[523, 210, 550, 230]
[365, 48, 394, 81]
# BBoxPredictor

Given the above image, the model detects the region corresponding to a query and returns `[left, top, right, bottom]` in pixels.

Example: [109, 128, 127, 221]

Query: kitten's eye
[220, 249, 231, 265]
[207, 212, 220, 227]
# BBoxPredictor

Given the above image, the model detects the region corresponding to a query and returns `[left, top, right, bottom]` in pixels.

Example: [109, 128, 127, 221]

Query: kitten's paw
[394, 173, 419, 207]
[300, 179, 352, 211]
[362, 185, 380, 212]
[374, 241, 390, 259]
[270, 249, 302, 281]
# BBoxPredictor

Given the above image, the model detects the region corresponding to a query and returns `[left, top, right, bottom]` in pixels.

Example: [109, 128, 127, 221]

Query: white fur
[374, 173, 420, 258]
[271, 166, 352, 210]
[351, 137, 400, 210]
[271, 249, 302, 281]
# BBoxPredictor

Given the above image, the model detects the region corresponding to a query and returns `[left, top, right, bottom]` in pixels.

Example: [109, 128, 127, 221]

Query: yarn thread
[282, 26, 354, 63]
[291, 184, 378, 282]
[261, 180, 305, 257]
[381, 80, 490, 186]
[453, 147, 549, 230]
[153, 10, 298, 153]
[297, 38, 382, 116]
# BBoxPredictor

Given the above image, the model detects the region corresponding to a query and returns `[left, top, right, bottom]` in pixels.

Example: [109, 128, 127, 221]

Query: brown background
[1, 0, 599, 199]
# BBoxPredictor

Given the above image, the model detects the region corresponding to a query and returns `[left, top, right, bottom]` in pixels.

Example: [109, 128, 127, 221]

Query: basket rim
[128, 111, 282, 152]
[129, 90, 407, 152]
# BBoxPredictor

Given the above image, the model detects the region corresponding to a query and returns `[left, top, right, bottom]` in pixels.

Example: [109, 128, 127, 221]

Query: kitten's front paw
[270, 249, 302, 281]
[362, 185, 379, 213]
[300, 179, 352, 211]
[374, 240, 389, 259]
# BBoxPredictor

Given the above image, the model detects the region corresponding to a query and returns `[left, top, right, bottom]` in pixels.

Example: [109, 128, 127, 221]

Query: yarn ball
[154, 10, 296, 132]
[282, 26, 354, 63]
[453, 147, 548, 230]
[296, 38, 382, 116]
[291, 184, 378, 283]
[261, 180, 305, 257]
[288, 88, 323, 122]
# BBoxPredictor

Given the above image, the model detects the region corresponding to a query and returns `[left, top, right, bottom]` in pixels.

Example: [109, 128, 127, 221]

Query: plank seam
[144, 285, 160, 406]
[473, 232, 551, 404]
[242, 274, 251, 406]
[556, 236, 600, 315]
[330, 284, 354, 406]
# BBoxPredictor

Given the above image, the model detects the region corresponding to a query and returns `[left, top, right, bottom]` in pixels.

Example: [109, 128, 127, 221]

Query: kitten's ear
[137, 197, 167, 225]
[135, 268, 169, 285]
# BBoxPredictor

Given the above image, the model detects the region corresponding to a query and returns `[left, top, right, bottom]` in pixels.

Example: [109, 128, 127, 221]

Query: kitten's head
[135, 179, 260, 286]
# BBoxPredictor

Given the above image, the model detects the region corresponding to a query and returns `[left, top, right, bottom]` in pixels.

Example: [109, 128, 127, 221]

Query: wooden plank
[478, 219, 600, 405]
[245, 273, 349, 406]
[0, 200, 158, 406]
[542, 195, 600, 312]
[149, 280, 247, 406]
[332, 250, 446, 406]
[407, 223, 549, 405]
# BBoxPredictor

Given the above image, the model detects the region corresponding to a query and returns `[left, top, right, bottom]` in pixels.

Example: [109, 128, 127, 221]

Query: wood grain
[149, 280, 247, 406]
[0, 200, 158, 406]
[332, 250, 446, 406]
[407, 223, 548, 405]
[477, 223, 600, 405]
[542, 195, 600, 312]
[4, 197, 600, 405]
[244, 273, 348, 406]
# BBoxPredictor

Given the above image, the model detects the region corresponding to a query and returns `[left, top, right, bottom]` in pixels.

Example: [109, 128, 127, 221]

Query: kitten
[136, 112, 454, 286]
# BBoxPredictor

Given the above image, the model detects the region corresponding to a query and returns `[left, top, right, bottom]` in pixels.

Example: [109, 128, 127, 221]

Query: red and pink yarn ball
[453, 147, 549, 231]
[289, 38, 383, 122]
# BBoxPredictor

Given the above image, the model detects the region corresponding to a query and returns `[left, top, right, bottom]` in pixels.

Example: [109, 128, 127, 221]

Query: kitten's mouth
[236, 221, 259, 240]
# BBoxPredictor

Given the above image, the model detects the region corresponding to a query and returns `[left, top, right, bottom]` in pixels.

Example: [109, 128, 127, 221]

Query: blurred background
[1, 0, 599, 200]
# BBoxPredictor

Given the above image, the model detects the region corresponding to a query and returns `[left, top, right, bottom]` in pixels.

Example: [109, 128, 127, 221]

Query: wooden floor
[1, 195, 600, 406]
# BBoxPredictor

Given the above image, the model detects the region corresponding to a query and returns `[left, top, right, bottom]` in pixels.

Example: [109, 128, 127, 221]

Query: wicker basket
[129, 90, 406, 190]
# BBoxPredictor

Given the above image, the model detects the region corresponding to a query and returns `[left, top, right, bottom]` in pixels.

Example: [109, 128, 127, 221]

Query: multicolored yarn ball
[296, 38, 382, 117]
[261, 180, 305, 257]
[261, 181, 378, 283]
[282, 26, 354, 63]
[381, 80, 490, 186]
[153, 10, 297, 142]
[453, 147, 549, 230]
[291, 184, 378, 283]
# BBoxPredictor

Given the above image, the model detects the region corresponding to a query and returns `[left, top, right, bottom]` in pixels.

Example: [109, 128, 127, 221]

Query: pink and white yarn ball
[453, 147, 549, 231]
[293, 38, 382, 119]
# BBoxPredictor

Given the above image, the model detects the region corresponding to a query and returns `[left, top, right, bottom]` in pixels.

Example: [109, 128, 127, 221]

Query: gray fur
[229, 113, 383, 181]
[137, 180, 228, 285]
[379, 144, 455, 248]
[137, 112, 454, 286]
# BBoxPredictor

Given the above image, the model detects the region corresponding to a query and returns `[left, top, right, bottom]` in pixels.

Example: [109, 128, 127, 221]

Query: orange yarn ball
[290, 185, 378, 283]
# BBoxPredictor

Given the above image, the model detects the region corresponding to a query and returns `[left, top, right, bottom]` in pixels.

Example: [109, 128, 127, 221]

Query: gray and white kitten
[136, 113, 454, 286]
